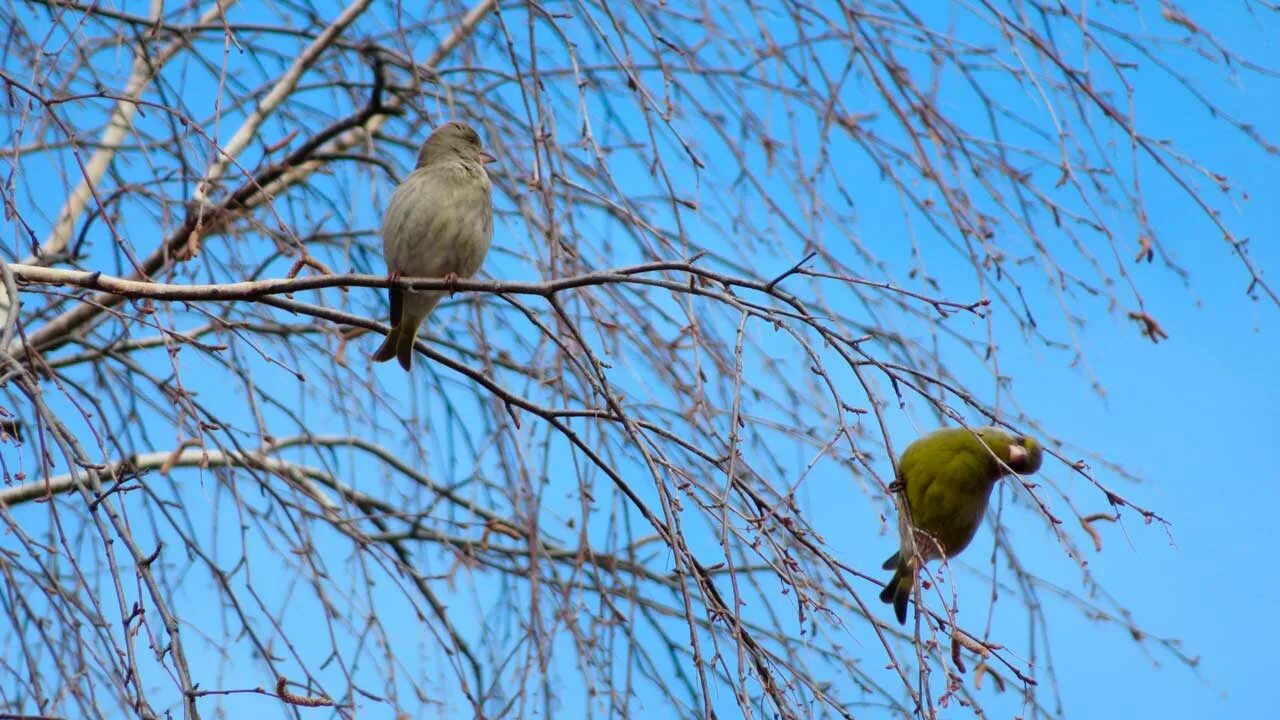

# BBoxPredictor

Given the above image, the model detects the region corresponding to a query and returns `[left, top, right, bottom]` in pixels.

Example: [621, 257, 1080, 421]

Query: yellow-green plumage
[879, 426, 1043, 624]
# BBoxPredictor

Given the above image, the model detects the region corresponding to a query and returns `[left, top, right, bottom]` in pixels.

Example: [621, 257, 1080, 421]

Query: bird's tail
[879, 553, 914, 625]
[371, 326, 402, 366]
[371, 307, 430, 371]
[370, 322, 420, 371]
[393, 320, 419, 371]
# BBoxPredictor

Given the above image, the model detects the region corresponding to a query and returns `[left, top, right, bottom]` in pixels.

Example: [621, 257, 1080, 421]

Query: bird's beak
[1007, 444, 1028, 467]
[481, 151, 498, 165]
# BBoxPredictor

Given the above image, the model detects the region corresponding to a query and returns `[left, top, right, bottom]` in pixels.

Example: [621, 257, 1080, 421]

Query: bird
[879, 425, 1043, 625]
[372, 121, 495, 371]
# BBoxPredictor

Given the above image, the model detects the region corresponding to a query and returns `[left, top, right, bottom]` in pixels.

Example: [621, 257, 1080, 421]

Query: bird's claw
[443, 272, 460, 296]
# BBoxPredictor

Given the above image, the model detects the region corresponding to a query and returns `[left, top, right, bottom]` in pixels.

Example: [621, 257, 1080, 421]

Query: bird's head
[976, 427, 1044, 476]
[417, 121, 497, 167]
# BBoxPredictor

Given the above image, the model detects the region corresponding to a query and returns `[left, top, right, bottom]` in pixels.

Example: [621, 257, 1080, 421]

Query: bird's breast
[381, 161, 494, 279]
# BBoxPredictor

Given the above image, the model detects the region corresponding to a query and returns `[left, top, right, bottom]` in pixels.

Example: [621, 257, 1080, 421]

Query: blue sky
[1018, 207, 1279, 716]
[870, 5, 1280, 714]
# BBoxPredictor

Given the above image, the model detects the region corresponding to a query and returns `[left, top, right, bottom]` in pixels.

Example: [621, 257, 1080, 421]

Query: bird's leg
[442, 271, 460, 296]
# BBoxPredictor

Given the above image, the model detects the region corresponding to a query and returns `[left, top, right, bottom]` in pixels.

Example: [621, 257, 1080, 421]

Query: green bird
[879, 426, 1043, 625]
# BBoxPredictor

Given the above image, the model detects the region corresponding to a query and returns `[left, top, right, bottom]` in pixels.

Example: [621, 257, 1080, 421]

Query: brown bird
[372, 121, 495, 370]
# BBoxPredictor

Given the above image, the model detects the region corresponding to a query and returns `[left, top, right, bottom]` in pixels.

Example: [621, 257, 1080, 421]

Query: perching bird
[879, 425, 1043, 625]
[372, 121, 495, 371]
